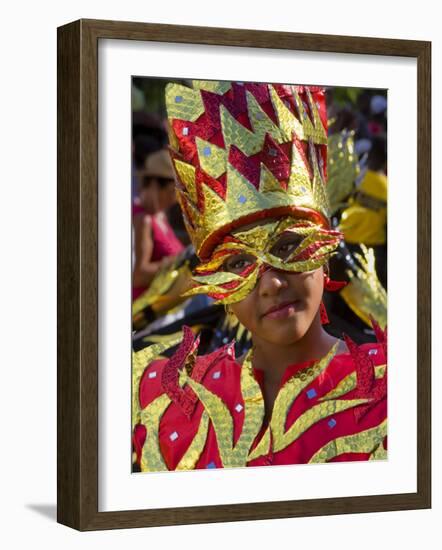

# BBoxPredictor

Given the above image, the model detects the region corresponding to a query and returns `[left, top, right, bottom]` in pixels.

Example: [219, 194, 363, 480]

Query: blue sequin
[206, 461, 216, 469]
[328, 418, 337, 429]
[203, 146, 211, 156]
[238, 195, 247, 204]
[175, 95, 183, 103]
[306, 388, 317, 399]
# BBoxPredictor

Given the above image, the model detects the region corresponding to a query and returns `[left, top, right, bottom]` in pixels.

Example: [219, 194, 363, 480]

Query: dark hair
[133, 135, 162, 169]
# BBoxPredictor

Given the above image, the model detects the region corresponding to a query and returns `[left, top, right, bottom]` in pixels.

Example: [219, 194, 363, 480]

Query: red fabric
[320, 301, 330, 324]
[324, 274, 348, 292]
[133, 329, 387, 470]
[132, 204, 184, 300]
[150, 214, 184, 260]
[161, 327, 202, 418]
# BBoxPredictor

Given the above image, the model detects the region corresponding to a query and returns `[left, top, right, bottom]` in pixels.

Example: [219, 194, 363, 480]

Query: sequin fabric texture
[132, 323, 387, 471]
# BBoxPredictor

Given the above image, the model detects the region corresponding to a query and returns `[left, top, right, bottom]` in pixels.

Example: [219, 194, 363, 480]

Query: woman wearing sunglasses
[132, 148, 184, 300]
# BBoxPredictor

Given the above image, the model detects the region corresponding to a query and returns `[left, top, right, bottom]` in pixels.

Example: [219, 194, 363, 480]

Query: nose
[257, 266, 289, 297]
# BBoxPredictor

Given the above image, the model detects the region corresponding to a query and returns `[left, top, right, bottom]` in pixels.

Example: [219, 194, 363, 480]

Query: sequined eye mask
[182, 216, 343, 305]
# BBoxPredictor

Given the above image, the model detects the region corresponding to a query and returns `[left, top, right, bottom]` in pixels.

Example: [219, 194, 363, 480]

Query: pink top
[133, 203, 184, 300]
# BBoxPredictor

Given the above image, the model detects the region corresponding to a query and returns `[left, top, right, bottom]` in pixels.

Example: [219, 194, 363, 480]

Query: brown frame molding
[57, 18, 431, 531]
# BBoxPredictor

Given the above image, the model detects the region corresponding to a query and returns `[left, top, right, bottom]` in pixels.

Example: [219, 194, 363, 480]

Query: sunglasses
[142, 175, 175, 189]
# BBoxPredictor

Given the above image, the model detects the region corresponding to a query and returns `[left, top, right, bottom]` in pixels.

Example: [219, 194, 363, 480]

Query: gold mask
[182, 216, 343, 305]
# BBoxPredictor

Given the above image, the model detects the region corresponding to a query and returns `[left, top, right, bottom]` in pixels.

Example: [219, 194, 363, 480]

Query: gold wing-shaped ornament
[340, 244, 387, 329]
[326, 129, 361, 215]
[132, 257, 194, 318]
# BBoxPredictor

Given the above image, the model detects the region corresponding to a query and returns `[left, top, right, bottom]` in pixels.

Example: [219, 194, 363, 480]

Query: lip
[262, 299, 301, 319]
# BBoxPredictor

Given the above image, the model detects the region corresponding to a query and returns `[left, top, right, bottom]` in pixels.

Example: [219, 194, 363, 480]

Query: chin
[257, 318, 309, 346]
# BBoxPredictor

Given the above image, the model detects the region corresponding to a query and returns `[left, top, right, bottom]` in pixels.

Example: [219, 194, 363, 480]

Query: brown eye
[223, 254, 256, 274]
[270, 235, 303, 259]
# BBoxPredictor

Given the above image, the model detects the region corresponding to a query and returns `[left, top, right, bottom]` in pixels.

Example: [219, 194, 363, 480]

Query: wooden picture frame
[57, 18, 431, 531]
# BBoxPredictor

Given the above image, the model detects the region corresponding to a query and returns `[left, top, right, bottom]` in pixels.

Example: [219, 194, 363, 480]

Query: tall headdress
[165, 80, 330, 260]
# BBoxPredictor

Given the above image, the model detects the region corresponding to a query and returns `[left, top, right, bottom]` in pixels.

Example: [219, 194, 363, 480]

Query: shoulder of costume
[321, 319, 387, 388]
[342, 317, 388, 365]
[330, 319, 387, 401]
[133, 326, 247, 471]
[317, 315, 386, 362]
[137, 325, 240, 414]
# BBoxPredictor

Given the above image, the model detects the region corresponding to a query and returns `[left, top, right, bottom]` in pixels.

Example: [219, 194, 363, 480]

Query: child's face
[229, 262, 324, 346]
[183, 216, 341, 312]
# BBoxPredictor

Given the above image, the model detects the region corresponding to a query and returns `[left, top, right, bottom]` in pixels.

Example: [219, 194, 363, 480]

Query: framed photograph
[57, 19, 431, 530]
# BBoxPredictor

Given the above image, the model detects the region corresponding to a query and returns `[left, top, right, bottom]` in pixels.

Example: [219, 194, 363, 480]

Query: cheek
[296, 270, 324, 306]
[141, 188, 153, 200]
[164, 187, 176, 203]
[229, 293, 258, 332]
[229, 270, 324, 342]
[159, 190, 172, 207]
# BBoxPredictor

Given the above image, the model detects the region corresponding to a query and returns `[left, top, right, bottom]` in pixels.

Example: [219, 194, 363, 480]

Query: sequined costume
[132, 80, 387, 471]
[132, 324, 387, 470]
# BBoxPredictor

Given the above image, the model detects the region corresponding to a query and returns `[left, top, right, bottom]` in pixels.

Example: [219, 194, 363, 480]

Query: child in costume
[132, 81, 387, 471]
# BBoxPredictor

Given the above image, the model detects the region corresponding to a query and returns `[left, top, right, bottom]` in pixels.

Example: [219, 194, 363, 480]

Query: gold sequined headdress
[165, 80, 331, 260]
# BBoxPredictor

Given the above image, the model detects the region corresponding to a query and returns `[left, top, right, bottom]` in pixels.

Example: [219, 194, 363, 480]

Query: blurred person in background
[132, 148, 184, 300]
[132, 111, 170, 200]
[367, 94, 387, 138]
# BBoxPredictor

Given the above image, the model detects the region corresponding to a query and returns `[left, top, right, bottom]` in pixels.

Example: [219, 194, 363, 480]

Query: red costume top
[132, 324, 387, 471]
[132, 203, 185, 300]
